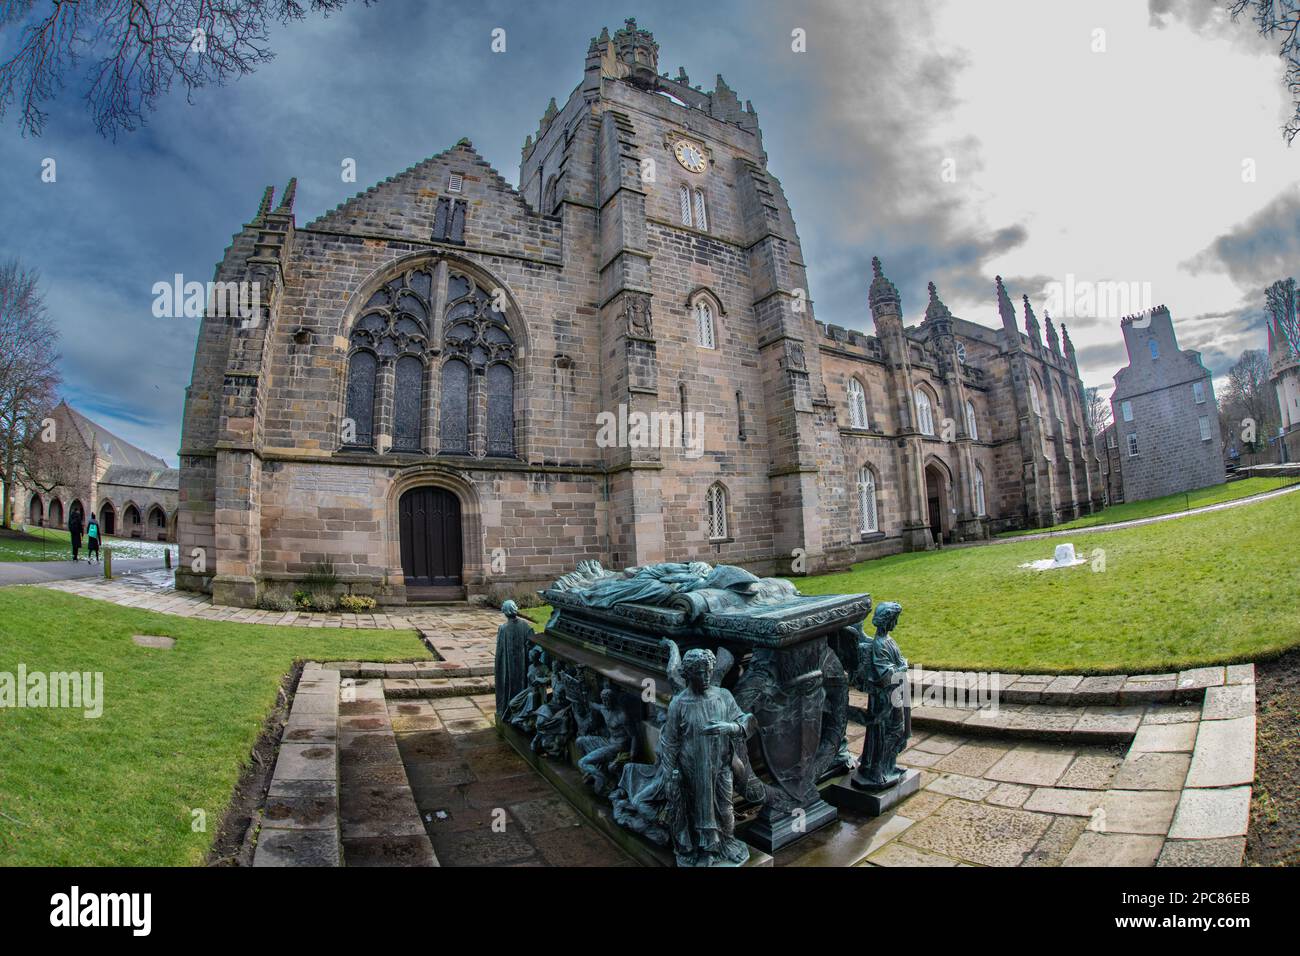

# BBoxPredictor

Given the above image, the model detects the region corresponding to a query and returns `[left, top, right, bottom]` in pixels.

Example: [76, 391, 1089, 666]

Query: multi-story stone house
[1109, 306, 1224, 501]
[177, 19, 1102, 607]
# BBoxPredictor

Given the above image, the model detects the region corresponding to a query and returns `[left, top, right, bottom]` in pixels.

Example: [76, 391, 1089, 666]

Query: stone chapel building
[177, 19, 1103, 607]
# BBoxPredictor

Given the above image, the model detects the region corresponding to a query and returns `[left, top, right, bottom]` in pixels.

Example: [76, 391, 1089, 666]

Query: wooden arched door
[399, 487, 463, 596]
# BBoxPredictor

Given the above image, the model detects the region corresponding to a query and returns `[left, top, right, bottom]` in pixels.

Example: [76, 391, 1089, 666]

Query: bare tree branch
[0, 0, 371, 138]
[1229, 0, 1300, 144]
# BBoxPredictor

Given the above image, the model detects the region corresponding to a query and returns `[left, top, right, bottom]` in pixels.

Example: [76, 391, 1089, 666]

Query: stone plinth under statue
[499, 560, 878, 863]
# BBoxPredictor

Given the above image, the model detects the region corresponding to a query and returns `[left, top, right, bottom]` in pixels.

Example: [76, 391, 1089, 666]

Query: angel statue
[611, 639, 757, 866]
[850, 601, 912, 790]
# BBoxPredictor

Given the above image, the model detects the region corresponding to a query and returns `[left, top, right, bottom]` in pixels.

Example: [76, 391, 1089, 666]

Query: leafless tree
[1229, 0, 1300, 144]
[0, 0, 368, 138]
[0, 258, 60, 528]
[1265, 276, 1297, 348]
[1220, 348, 1277, 452]
[1084, 386, 1112, 439]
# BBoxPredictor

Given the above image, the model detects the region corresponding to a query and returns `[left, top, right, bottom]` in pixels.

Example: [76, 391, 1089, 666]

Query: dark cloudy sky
[2, 0, 1296, 461]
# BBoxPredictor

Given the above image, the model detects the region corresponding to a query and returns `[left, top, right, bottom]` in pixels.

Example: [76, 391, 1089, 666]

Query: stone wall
[1111, 308, 1224, 501]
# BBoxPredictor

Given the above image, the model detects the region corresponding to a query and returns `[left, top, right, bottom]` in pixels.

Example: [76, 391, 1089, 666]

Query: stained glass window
[440, 360, 470, 455]
[486, 363, 515, 457]
[345, 350, 378, 447]
[393, 356, 425, 452]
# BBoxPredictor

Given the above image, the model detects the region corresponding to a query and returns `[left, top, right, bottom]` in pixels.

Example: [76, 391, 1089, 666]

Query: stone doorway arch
[99, 501, 116, 536]
[923, 459, 953, 545]
[387, 466, 482, 602]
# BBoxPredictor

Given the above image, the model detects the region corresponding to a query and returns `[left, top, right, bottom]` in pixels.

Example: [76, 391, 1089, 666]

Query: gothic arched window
[847, 378, 868, 429]
[344, 262, 519, 459]
[692, 188, 708, 231]
[915, 387, 936, 436]
[679, 185, 692, 226]
[1029, 378, 1043, 417]
[965, 399, 979, 441]
[694, 299, 716, 349]
[974, 467, 987, 516]
[343, 265, 434, 450]
[858, 466, 878, 534]
[706, 482, 728, 540]
[442, 274, 517, 456]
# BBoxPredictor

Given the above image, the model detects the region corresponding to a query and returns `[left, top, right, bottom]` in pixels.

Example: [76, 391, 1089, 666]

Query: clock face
[673, 140, 707, 173]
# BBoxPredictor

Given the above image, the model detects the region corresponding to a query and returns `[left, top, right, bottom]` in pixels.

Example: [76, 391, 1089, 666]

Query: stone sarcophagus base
[495, 561, 873, 864]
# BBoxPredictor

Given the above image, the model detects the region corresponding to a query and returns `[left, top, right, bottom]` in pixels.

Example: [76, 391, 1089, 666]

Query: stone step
[909, 701, 1143, 744]
[382, 676, 493, 699]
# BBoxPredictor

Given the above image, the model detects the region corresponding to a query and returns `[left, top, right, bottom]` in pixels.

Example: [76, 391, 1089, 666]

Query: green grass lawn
[524, 491, 1300, 674]
[0, 588, 427, 866]
[996, 476, 1296, 536]
[0, 526, 74, 562]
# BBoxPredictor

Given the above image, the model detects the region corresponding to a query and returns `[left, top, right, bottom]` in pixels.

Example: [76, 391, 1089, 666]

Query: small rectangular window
[447, 172, 463, 193]
[1199, 415, 1212, 441]
[1193, 381, 1206, 404]
[1149, 339, 1159, 359]
[1121, 400, 1133, 423]
[1107, 431, 1117, 449]
[1127, 433, 1139, 457]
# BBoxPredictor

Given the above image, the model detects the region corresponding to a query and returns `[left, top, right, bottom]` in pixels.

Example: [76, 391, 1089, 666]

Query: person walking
[69, 509, 84, 562]
[86, 514, 101, 564]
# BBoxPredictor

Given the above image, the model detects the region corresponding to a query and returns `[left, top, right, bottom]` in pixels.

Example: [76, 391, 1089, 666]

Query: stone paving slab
[249, 642, 1257, 868]
[1090, 790, 1179, 835]
[1186, 716, 1256, 788]
[1168, 787, 1252, 840]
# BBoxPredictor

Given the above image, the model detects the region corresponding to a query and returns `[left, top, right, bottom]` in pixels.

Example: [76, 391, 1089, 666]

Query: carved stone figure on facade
[494, 599, 534, 717]
[624, 292, 653, 338]
[850, 601, 911, 790]
[504, 645, 550, 734]
[575, 685, 637, 794]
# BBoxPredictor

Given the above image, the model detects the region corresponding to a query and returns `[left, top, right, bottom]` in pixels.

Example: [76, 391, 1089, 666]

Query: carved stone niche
[782, 340, 807, 373]
[623, 292, 654, 340]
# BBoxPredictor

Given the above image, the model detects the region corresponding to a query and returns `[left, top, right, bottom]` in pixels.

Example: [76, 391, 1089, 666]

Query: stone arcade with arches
[10, 402, 178, 542]
[177, 19, 1102, 608]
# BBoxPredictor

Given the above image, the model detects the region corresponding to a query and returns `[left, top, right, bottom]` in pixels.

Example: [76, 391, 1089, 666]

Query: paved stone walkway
[0, 556, 167, 586]
[251, 657, 1254, 867]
